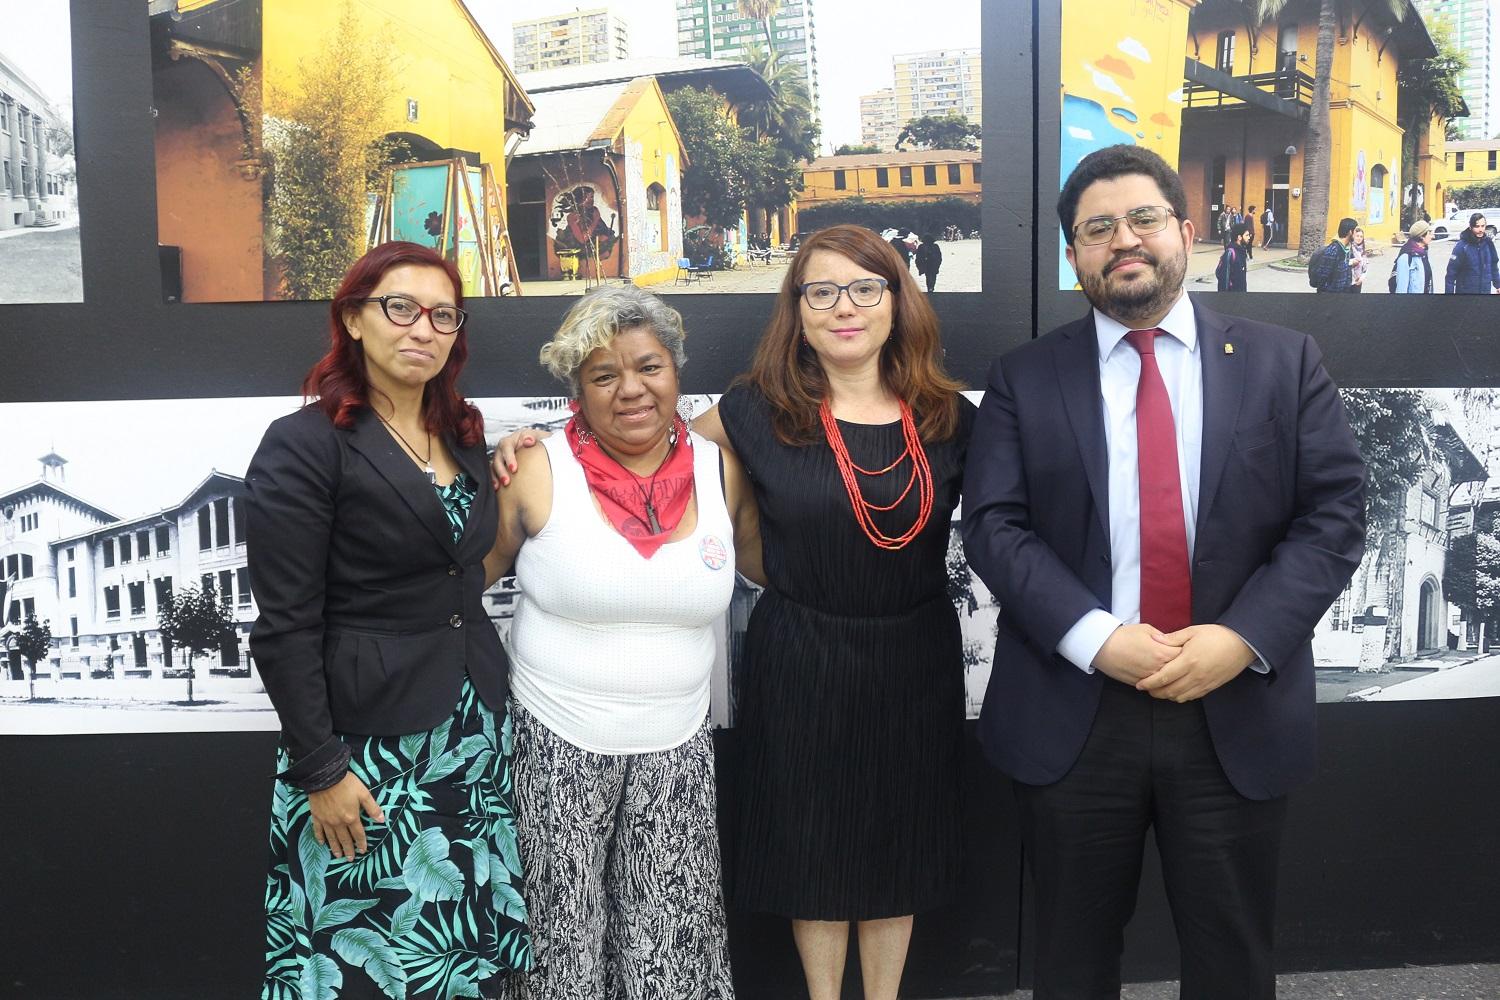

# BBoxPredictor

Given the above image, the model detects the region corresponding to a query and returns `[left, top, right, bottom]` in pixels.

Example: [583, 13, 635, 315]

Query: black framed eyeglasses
[799, 277, 889, 310]
[1072, 205, 1177, 246]
[362, 295, 466, 334]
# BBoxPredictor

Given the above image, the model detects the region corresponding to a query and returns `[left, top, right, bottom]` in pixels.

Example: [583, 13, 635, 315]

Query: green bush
[796, 196, 980, 238]
[1447, 182, 1500, 211]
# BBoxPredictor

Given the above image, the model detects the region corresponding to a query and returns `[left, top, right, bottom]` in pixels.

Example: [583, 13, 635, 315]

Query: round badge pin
[700, 534, 728, 570]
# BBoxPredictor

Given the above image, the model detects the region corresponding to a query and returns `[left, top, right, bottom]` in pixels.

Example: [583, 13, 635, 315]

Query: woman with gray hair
[490, 284, 762, 1000]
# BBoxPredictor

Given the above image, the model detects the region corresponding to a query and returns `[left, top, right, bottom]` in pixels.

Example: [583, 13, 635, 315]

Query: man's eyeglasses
[800, 278, 889, 310]
[362, 295, 466, 334]
[1072, 205, 1177, 246]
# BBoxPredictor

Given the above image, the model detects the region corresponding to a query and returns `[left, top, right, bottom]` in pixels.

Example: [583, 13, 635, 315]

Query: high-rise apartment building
[675, 0, 819, 122]
[1413, 0, 1497, 139]
[859, 88, 899, 151]
[892, 48, 982, 135]
[512, 8, 630, 75]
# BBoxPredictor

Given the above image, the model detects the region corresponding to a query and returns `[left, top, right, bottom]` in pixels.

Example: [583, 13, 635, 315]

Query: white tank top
[507, 430, 736, 754]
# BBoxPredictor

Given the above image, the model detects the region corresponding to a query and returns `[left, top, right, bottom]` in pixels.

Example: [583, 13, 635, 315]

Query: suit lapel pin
[1224, 343, 1235, 355]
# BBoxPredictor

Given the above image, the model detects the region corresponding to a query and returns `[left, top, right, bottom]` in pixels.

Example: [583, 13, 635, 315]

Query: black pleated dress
[720, 385, 975, 921]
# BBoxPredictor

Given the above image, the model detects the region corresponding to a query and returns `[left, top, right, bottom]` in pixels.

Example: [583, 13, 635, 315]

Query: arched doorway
[1417, 576, 1442, 651]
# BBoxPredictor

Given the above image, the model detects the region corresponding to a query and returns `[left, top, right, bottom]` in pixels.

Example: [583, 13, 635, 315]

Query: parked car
[1429, 209, 1500, 240]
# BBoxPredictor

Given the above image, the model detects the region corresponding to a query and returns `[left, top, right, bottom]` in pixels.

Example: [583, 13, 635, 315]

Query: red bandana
[566, 415, 695, 559]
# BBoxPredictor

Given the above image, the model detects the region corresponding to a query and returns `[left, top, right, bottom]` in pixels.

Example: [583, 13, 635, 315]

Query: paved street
[520, 237, 984, 298]
[1315, 648, 1500, 702]
[996, 963, 1500, 999]
[1186, 231, 1488, 295]
[0, 221, 83, 303]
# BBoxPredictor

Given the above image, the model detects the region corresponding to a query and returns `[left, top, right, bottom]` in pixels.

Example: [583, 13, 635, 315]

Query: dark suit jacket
[245, 404, 508, 781]
[961, 300, 1365, 800]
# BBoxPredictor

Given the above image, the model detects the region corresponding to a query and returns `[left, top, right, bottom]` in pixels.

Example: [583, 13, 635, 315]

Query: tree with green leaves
[665, 87, 757, 231]
[262, 2, 402, 299]
[17, 614, 52, 701]
[835, 143, 882, 155]
[739, 42, 819, 235]
[1398, 19, 1466, 227]
[736, 0, 782, 51]
[896, 114, 981, 152]
[157, 585, 235, 703]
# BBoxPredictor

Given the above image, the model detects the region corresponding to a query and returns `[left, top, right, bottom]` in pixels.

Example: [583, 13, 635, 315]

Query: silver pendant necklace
[376, 411, 436, 484]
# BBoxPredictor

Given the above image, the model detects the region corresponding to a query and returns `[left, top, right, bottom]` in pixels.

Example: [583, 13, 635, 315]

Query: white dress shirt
[1055, 293, 1267, 674]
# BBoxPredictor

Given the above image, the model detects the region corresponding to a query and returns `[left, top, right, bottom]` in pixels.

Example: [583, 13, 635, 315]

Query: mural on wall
[1058, 0, 1455, 293]
[624, 139, 683, 280]
[548, 182, 618, 277]
[372, 160, 512, 296]
[0, 0, 83, 305]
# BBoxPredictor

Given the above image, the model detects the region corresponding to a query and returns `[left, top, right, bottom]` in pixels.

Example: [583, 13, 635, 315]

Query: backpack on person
[1388, 254, 1403, 293]
[1307, 245, 1335, 288]
[1261, 209, 1272, 226]
[1215, 246, 1236, 291]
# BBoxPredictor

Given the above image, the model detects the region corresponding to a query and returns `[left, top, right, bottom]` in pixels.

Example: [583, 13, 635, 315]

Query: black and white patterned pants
[503, 701, 735, 1000]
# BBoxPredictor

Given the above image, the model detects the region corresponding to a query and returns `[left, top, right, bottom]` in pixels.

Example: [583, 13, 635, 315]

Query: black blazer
[245, 405, 508, 782]
[962, 301, 1366, 800]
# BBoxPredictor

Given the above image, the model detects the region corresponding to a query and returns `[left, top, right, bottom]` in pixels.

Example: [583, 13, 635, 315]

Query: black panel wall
[1, 3, 1497, 999]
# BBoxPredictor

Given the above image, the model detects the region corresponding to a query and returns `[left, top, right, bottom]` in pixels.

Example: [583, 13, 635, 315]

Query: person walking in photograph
[915, 233, 943, 293]
[1446, 213, 1500, 294]
[1243, 205, 1257, 259]
[1308, 218, 1357, 292]
[963, 144, 1366, 999]
[1215, 222, 1250, 292]
[1392, 220, 1434, 294]
[1260, 205, 1275, 249]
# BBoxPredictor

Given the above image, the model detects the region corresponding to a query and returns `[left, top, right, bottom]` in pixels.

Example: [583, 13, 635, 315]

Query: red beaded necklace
[819, 398, 935, 550]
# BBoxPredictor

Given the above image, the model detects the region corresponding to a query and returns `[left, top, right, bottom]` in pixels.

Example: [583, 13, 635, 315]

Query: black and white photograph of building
[1314, 387, 1500, 702]
[0, 0, 82, 304]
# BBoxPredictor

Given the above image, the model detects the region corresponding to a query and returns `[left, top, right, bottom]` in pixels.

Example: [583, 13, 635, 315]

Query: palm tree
[1242, 0, 1409, 257]
[737, 0, 781, 51]
[740, 40, 818, 236]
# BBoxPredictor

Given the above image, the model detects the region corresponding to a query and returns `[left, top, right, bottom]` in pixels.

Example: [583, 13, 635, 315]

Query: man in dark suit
[962, 145, 1366, 999]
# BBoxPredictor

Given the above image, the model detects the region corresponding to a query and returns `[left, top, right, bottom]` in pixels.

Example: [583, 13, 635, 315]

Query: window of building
[155, 578, 173, 616]
[104, 539, 115, 567]
[201, 573, 214, 597]
[900, 166, 913, 186]
[1216, 31, 1236, 74]
[215, 498, 230, 549]
[20, 513, 38, 531]
[238, 568, 252, 607]
[70, 616, 78, 648]
[234, 498, 245, 544]
[198, 506, 212, 551]
[948, 164, 961, 184]
[20, 554, 32, 579]
[104, 585, 120, 619]
[67, 567, 76, 598]
[67, 547, 74, 562]
[1491, 151, 1498, 171]
[834, 169, 847, 190]
[129, 581, 146, 617]
[1420, 490, 1440, 528]
[137, 529, 151, 558]
[876, 167, 889, 187]
[1457, 151, 1466, 171]
[973, 162, 982, 183]
[22, 597, 33, 621]
[922, 165, 937, 185]
[156, 526, 170, 555]
[120, 533, 131, 563]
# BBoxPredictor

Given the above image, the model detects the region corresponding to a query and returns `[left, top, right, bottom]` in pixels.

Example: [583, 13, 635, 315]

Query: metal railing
[1183, 68, 1316, 110]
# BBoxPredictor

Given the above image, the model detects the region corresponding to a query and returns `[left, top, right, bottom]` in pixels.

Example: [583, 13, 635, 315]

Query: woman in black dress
[696, 224, 973, 1000]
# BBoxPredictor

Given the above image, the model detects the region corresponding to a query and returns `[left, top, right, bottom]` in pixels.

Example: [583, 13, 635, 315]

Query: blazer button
[448, 564, 461, 577]
[449, 614, 464, 628]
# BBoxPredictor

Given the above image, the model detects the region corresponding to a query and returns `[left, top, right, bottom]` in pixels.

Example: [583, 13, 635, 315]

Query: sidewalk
[967, 962, 1500, 999]
[1185, 239, 1301, 281]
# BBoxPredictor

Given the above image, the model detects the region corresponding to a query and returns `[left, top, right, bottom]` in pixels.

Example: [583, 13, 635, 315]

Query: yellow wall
[620, 80, 686, 287]
[261, 0, 517, 186]
[799, 157, 981, 206]
[1182, 2, 1414, 244]
[1445, 145, 1500, 188]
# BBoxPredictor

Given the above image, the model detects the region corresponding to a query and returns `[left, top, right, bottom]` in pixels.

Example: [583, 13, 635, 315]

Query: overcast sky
[1, 0, 74, 110]
[466, 0, 981, 152]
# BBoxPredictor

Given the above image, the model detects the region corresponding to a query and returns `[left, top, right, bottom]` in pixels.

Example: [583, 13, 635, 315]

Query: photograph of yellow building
[1059, 0, 1462, 293]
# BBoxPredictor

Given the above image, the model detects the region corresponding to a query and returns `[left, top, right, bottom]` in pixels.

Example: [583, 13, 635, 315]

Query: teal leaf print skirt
[263, 677, 532, 1000]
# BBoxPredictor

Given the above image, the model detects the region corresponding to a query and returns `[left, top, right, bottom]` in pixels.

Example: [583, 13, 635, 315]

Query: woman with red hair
[246, 241, 530, 999]
[698, 224, 972, 1000]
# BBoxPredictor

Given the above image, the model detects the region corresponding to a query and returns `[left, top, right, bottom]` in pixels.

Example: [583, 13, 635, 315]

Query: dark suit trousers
[1015, 679, 1287, 1000]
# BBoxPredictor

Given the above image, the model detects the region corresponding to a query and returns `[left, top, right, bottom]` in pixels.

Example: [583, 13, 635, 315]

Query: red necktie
[1125, 329, 1192, 633]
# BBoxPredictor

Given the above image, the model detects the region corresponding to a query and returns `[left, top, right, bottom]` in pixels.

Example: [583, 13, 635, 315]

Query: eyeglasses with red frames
[361, 295, 466, 334]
